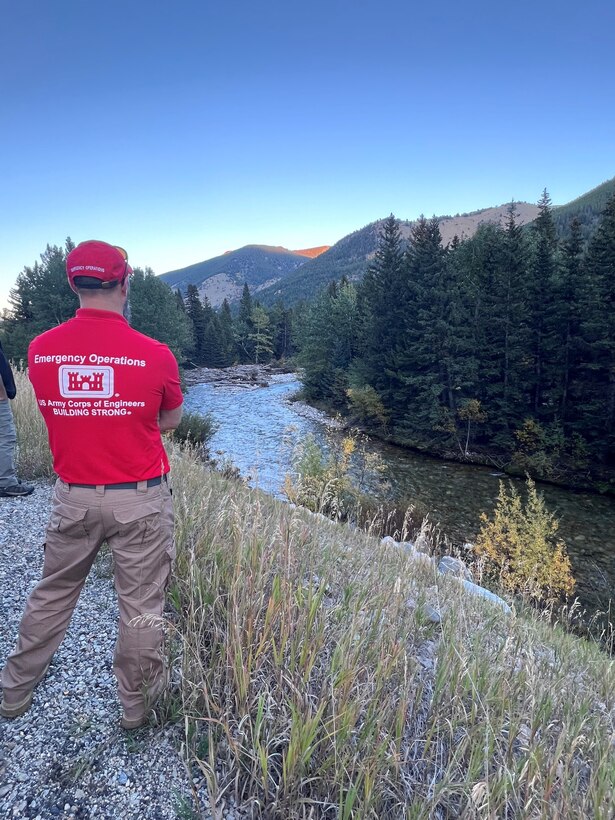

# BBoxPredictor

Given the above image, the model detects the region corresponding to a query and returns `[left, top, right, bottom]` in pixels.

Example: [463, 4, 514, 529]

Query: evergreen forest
[0, 247, 295, 370]
[296, 192, 615, 490]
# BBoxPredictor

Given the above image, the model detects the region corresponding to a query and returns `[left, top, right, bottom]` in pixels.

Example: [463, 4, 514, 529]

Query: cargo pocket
[112, 500, 163, 549]
[162, 487, 176, 563]
[48, 503, 89, 539]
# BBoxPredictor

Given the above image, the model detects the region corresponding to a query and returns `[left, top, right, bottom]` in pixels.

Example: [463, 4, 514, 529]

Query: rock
[117, 771, 128, 786]
[423, 604, 442, 624]
[400, 540, 415, 552]
[438, 556, 473, 582]
[410, 552, 435, 571]
[461, 580, 512, 615]
[0, 785, 11, 797]
[380, 536, 398, 548]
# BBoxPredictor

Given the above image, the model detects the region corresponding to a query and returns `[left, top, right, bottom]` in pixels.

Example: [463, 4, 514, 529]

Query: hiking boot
[120, 673, 168, 730]
[0, 481, 35, 498]
[0, 663, 50, 719]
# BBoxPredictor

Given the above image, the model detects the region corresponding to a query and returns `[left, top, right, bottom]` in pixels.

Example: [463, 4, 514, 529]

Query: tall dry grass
[170, 447, 615, 819]
[11, 367, 54, 478]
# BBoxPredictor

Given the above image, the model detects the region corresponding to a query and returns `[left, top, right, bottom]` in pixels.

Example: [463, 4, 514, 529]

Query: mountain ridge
[160, 176, 615, 307]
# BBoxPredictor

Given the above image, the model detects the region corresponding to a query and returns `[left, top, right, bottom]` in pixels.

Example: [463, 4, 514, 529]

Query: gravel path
[0, 482, 200, 820]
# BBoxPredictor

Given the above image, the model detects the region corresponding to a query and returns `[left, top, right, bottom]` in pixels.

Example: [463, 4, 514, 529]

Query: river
[185, 374, 615, 618]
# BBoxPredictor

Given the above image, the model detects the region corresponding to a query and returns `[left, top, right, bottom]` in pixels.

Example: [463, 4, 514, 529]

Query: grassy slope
[12, 371, 615, 818]
[169, 448, 615, 819]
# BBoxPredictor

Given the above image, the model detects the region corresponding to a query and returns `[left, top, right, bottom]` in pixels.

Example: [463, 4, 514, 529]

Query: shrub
[171, 410, 218, 453]
[283, 433, 356, 519]
[474, 477, 575, 604]
[346, 385, 388, 427]
[283, 429, 387, 524]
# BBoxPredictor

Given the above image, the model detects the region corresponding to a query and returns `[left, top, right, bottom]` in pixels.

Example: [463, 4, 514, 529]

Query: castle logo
[59, 365, 114, 398]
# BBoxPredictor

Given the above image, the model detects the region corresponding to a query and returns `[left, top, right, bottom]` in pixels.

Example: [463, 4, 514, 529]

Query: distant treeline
[296, 191, 615, 490]
[0, 244, 297, 369]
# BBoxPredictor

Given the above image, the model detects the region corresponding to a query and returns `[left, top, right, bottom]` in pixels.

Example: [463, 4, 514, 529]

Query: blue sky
[1, 0, 613, 308]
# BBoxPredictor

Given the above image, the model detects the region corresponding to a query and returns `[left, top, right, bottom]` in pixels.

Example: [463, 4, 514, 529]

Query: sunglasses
[113, 245, 130, 282]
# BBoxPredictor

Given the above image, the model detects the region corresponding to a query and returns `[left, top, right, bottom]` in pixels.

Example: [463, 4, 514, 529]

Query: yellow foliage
[341, 436, 356, 458]
[475, 478, 575, 605]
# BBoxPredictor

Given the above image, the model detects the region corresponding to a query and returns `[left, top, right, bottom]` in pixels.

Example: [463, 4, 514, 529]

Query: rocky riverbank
[183, 363, 292, 389]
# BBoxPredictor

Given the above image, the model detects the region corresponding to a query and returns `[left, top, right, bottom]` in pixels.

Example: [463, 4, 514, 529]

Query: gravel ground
[0, 482, 203, 820]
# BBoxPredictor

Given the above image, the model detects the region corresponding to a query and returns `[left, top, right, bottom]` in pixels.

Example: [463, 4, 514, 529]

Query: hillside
[292, 245, 330, 258]
[258, 202, 540, 306]
[6, 370, 615, 818]
[552, 175, 615, 239]
[160, 245, 310, 307]
[159, 177, 615, 309]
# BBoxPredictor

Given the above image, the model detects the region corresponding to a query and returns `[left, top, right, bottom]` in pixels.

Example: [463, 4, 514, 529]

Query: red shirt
[28, 308, 183, 484]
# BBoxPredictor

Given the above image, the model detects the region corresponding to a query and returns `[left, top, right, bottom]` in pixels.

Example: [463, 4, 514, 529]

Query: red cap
[66, 240, 133, 290]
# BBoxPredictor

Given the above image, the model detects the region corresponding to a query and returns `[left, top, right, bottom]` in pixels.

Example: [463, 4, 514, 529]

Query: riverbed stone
[409, 552, 435, 571]
[423, 603, 442, 624]
[438, 556, 473, 582]
[460, 580, 512, 615]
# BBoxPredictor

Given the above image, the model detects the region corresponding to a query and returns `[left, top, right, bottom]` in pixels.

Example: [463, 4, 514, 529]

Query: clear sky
[1, 0, 613, 309]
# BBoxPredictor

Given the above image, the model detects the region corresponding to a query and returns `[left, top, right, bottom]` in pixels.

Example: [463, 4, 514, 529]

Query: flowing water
[185, 374, 615, 616]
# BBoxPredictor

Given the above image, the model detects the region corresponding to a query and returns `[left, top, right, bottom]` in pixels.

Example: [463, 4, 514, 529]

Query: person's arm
[0, 342, 16, 399]
[159, 403, 183, 432]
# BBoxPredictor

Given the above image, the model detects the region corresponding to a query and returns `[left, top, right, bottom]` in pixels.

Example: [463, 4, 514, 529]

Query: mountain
[160, 245, 312, 307]
[552, 176, 615, 240]
[160, 177, 615, 309]
[257, 202, 541, 306]
[292, 246, 331, 258]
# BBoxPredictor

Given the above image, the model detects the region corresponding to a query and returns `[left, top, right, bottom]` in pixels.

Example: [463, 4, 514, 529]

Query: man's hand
[159, 404, 183, 432]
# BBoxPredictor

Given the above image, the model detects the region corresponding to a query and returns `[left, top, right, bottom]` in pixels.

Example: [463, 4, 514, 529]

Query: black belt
[70, 475, 167, 490]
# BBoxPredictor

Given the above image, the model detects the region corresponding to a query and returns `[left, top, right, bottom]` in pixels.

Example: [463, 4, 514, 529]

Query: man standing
[0, 240, 183, 729]
[0, 339, 34, 498]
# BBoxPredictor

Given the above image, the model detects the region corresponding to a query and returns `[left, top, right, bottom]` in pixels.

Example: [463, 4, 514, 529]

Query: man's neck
[78, 297, 125, 316]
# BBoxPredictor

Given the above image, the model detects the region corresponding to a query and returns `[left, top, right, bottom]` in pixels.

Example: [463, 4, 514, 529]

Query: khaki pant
[1, 477, 175, 722]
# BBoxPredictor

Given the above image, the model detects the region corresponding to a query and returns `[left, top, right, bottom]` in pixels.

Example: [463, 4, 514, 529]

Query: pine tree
[549, 218, 584, 426]
[270, 301, 293, 360]
[393, 216, 453, 438]
[359, 215, 407, 408]
[175, 288, 186, 312]
[130, 268, 193, 360]
[482, 205, 530, 445]
[218, 299, 236, 365]
[577, 194, 615, 462]
[3, 240, 78, 358]
[249, 305, 274, 364]
[185, 284, 207, 364]
[297, 281, 359, 406]
[529, 189, 558, 417]
[235, 284, 255, 362]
